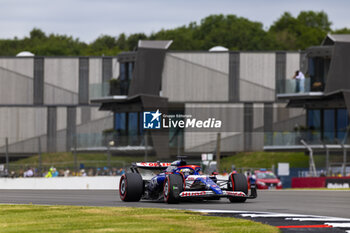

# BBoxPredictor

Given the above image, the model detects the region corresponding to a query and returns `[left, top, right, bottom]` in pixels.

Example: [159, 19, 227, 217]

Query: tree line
[1, 11, 349, 56]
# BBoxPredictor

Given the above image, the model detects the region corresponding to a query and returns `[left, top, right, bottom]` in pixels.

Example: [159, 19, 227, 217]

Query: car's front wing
[179, 190, 256, 199]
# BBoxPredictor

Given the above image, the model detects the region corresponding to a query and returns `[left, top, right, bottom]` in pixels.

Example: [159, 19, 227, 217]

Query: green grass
[9, 152, 157, 170]
[0, 205, 279, 233]
[11, 152, 156, 165]
[220, 151, 326, 172]
[11, 150, 330, 173]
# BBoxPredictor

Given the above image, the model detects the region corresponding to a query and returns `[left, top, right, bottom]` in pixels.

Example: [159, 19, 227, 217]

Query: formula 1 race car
[119, 158, 257, 204]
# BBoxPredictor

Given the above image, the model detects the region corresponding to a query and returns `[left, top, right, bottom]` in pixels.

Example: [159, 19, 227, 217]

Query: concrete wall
[112, 58, 119, 79]
[253, 103, 264, 129]
[0, 54, 305, 155]
[0, 108, 47, 147]
[0, 57, 117, 154]
[0, 58, 34, 104]
[0, 176, 119, 190]
[89, 58, 103, 84]
[0, 58, 34, 77]
[163, 51, 302, 103]
[44, 58, 79, 93]
[77, 114, 113, 134]
[162, 52, 229, 102]
[184, 103, 244, 152]
[184, 102, 305, 153]
[239, 52, 276, 102]
[286, 53, 301, 79]
[44, 58, 79, 105]
[273, 103, 306, 131]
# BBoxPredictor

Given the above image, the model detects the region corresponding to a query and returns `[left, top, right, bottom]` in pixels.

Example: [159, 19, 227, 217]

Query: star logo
[143, 109, 162, 129]
[150, 109, 162, 122]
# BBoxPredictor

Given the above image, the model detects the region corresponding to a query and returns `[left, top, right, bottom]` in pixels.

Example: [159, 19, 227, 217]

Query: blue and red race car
[119, 159, 257, 204]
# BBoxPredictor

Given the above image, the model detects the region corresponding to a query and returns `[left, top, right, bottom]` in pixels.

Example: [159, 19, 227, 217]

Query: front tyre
[119, 173, 143, 202]
[228, 173, 248, 203]
[164, 174, 184, 204]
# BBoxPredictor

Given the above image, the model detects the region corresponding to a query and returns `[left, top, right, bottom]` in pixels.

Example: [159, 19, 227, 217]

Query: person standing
[293, 70, 305, 92]
[45, 167, 53, 178]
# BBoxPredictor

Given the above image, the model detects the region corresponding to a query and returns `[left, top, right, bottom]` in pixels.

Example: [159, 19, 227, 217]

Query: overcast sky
[0, 0, 349, 43]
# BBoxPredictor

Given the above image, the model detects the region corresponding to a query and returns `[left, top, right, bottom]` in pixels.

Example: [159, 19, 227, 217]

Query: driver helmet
[180, 168, 194, 176]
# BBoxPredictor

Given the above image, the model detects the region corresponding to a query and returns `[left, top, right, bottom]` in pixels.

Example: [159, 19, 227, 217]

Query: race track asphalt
[0, 189, 349, 218]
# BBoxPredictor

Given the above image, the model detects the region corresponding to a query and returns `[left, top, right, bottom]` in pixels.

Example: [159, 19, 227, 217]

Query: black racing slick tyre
[228, 173, 248, 203]
[119, 173, 143, 202]
[163, 174, 184, 204]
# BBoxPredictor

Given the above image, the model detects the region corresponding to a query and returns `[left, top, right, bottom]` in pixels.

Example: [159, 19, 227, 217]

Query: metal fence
[0, 133, 157, 178]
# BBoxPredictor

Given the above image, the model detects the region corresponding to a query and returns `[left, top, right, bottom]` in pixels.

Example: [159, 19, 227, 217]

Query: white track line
[325, 223, 350, 228]
[241, 213, 310, 218]
[286, 217, 350, 222]
[190, 209, 350, 232]
[190, 209, 259, 214]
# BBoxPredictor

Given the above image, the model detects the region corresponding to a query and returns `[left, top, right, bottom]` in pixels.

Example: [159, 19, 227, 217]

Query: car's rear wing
[131, 162, 171, 171]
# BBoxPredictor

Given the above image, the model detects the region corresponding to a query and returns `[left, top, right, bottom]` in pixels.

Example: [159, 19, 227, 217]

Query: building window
[307, 108, 349, 143]
[128, 62, 133, 80]
[323, 109, 335, 143]
[168, 110, 184, 149]
[115, 113, 126, 136]
[307, 109, 321, 142]
[119, 62, 134, 95]
[337, 109, 348, 141]
[114, 111, 145, 146]
[308, 57, 330, 92]
[120, 63, 126, 81]
[128, 112, 139, 145]
[139, 112, 144, 135]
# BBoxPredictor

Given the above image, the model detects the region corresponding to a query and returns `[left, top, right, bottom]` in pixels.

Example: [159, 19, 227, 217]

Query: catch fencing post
[301, 139, 317, 177]
[107, 137, 111, 170]
[38, 137, 42, 177]
[325, 146, 330, 176]
[74, 134, 78, 175]
[216, 133, 221, 172]
[144, 131, 148, 162]
[5, 137, 9, 175]
[177, 133, 181, 157]
[342, 146, 347, 177]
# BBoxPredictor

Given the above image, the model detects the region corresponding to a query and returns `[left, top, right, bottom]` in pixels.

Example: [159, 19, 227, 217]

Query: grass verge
[0, 205, 279, 233]
[11, 152, 157, 165]
[9, 153, 157, 171]
[220, 151, 327, 172]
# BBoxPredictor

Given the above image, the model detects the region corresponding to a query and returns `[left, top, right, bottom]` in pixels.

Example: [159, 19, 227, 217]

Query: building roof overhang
[306, 45, 333, 57]
[281, 91, 346, 109]
[277, 92, 324, 100]
[90, 94, 168, 112]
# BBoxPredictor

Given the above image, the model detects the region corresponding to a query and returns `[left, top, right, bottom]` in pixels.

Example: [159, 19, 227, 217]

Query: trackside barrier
[292, 177, 326, 188]
[292, 177, 350, 188]
[0, 176, 121, 190]
[0, 175, 231, 190]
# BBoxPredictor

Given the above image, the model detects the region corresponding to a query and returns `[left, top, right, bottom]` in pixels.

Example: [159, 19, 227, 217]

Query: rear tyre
[228, 173, 248, 203]
[164, 174, 184, 204]
[119, 173, 143, 202]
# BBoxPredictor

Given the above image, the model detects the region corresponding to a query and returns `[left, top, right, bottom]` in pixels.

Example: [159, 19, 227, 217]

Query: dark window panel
[323, 109, 335, 143]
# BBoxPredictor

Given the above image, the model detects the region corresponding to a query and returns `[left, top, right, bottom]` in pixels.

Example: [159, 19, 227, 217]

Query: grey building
[92, 41, 305, 158]
[0, 56, 117, 158]
[1, 40, 320, 160]
[272, 34, 350, 148]
[265, 34, 350, 175]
